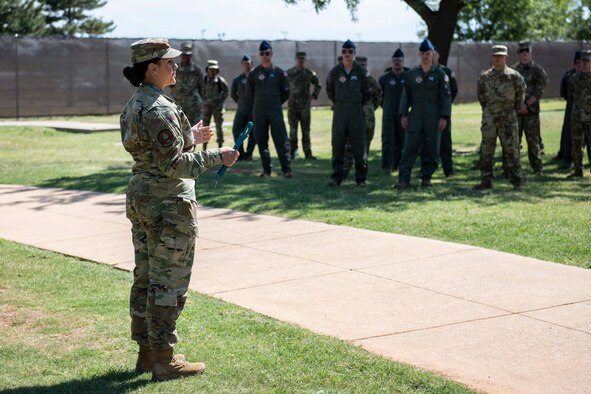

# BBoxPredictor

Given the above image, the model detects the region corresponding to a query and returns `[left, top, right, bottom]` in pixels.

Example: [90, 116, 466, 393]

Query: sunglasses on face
[341, 49, 354, 55]
[518, 48, 530, 54]
[259, 51, 271, 56]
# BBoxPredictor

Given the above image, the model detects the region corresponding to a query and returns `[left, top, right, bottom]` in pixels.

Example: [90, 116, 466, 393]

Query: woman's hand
[219, 147, 240, 167]
[192, 120, 214, 144]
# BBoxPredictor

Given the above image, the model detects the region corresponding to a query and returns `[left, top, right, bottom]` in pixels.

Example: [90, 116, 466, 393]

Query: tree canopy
[456, 0, 586, 42]
[285, 0, 591, 64]
[0, 0, 114, 37]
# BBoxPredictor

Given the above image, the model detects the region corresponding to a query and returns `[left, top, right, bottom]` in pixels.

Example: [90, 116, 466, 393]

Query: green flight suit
[398, 65, 451, 184]
[246, 64, 291, 175]
[326, 61, 371, 184]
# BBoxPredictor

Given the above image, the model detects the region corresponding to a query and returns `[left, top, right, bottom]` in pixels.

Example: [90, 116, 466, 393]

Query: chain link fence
[0, 36, 583, 118]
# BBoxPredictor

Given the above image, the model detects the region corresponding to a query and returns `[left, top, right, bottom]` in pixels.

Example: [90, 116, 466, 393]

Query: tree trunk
[405, 0, 465, 65]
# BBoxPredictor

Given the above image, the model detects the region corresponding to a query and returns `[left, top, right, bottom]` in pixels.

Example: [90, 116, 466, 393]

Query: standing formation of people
[165, 38, 589, 191]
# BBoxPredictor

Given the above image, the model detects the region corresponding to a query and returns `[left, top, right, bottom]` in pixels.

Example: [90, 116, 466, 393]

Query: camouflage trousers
[571, 120, 591, 174]
[202, 102, 225, 145]
[126, 191, 198, 350]
[176, 96, 203, 126]
[344, 109, 375, 176]
[288, 104, 313, 157]
[480, 120, 523, 186]
[517, 114, 543, 173]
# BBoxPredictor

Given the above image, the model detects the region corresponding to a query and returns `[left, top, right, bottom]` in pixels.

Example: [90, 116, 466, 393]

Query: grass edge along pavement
[0, 100, 590, 270]
[0, 239, 478, 394]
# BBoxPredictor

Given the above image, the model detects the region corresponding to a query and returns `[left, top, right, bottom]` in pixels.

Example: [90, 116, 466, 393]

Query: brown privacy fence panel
[0, 36, 584, 118]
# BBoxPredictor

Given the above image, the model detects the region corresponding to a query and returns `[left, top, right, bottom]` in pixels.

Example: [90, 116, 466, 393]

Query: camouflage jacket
[169, 62, 204, 102]
[120, 84, 222, 200]
[568, 71, 591, 123]
[477, 66, 526, 124]
[364, 74, 382, 112]
[513, 61, 548, 115]
[203, 75, 229, 106]
[286, 66, 321, 107]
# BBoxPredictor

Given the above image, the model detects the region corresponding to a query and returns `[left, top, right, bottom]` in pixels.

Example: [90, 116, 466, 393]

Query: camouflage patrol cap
[492, 45, 508, 56]
[206, 60, 219, 70]
[180, 42, 193, 55]
[518, 41, 531, 50]
[130, 38, 181, 64]
[296, 51, 306, 58]
[356, 56, 368, 65]
[581, 50, 591, 60]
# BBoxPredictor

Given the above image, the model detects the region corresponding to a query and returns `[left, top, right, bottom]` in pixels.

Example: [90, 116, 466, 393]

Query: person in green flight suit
[230, 54, 256, 160]
[326, 39, 371, 187]
[379, 48, 408, 173]
[246, 40, 293, 178]
[395, 39, 451, 189]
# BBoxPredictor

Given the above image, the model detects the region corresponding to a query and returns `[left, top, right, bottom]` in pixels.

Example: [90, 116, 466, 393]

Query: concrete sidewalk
[0, 184, 589, 394]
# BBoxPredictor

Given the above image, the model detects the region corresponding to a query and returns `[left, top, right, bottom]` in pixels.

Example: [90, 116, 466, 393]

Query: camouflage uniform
[514, 60, 548, 174]
[287, 64, 321, 158]
[477, 64, 526, 187]
[202, 68, 229, 146]
[568, 68, 591, 176]
[121, 83, 223, 351]
[169, 62, 204, 125]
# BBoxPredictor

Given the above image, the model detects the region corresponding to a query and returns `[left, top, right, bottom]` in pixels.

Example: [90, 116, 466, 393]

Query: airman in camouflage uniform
[474, 45, 525, 191]
[287, 51, 322, 159]
[121, 38, 239, 382]
[567, 49, 591, 178]
[202, 60, 229, 149]
[513, 41, 548, 175]
[169, 42, 204, 125]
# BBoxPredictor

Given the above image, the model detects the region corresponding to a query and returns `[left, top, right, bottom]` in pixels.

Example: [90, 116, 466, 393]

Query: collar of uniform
[141, 83, 174, 102]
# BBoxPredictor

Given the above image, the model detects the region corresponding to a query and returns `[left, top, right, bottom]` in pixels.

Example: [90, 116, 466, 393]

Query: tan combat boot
[152, 348, 205, 382]
[135, 344, 155, 373]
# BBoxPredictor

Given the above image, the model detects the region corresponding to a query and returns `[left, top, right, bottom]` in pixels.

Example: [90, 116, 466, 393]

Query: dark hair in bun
[122, 58, 161, 87]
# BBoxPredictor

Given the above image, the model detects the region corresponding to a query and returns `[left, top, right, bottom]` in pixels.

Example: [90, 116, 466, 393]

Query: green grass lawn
[0, 239, 476, 393]
[0, 100, 589, 268]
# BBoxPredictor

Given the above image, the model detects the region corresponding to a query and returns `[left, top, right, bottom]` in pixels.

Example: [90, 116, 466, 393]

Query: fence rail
[0, 37, 583, 118]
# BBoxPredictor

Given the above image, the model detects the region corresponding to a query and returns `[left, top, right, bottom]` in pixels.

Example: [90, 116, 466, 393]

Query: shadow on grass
[32, 154, 590, 217]
[1, 370, 150, 394]
[38, 166, 130, 195]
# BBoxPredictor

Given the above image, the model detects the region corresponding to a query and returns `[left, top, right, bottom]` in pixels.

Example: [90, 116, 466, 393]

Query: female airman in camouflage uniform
[121, 38, 239, 382]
